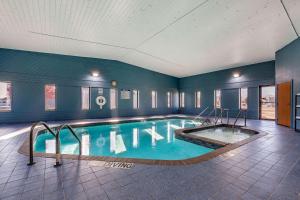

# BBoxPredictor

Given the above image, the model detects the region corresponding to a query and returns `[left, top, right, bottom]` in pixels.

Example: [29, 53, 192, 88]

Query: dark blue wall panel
[222, 89, 239, 117]
[0, 48, 179, 123]
[0, 48, 276, 123]
[276, 37, 300, 128]
[248, 87, 259, 119]
[179, 61, 275, 119]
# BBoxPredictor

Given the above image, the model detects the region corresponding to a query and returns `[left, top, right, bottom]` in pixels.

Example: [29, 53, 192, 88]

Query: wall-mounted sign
[120, 89, 131, 99]
[97, 88, 103, 95]
[96, 96, 106, 109]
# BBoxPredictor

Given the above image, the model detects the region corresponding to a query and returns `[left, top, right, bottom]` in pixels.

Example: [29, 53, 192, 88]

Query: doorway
[259, 86, 276, 120]
[277, 81, 291, 127]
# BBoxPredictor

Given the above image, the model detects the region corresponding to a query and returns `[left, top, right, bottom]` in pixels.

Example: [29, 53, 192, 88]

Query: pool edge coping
[18, 117, 269, 166]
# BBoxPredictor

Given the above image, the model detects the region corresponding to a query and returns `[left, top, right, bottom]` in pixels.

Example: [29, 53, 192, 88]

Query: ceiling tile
[0, 0, 298, 77]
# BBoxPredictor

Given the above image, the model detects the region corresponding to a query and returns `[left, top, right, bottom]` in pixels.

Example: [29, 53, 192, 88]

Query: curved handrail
[28, 121, 56, 165]
[55, 124, 81, 166]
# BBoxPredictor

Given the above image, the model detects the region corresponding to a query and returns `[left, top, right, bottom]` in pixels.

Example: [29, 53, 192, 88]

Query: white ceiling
[0, 0, 299, 77]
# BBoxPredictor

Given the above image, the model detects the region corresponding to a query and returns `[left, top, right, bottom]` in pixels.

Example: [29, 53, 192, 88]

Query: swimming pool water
[34, 118, 214, 160]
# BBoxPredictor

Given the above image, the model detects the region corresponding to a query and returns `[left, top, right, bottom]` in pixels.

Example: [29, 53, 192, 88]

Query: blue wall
[276, 37, 300, 128]
[179, 61, 275, 119]
[0, 48, 179, 123]
[0, 48, 276, 123]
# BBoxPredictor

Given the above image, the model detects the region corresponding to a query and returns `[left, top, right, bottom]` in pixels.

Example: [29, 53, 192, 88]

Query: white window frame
[151, 90, 157, 109]
[195, 91, 201, 108]
[133, 89, 139, 109]
[0, 81, 12, 112]
[110, 88, 118, 110]
[81, 87, 90, 110]
[239, 88, 248, 110]
[214, 89, 221, 108]
[167, 92, 172, 108]
[180, 92, 185, 108]
[45, 84, 56, 111]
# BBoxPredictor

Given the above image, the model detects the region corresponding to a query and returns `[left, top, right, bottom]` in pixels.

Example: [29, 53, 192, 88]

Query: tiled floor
[0, 117, 300, 200]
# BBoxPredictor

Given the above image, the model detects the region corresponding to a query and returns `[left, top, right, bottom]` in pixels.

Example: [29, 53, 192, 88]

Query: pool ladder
[233, 109, 247, 128]
[27, 121, 81, 167]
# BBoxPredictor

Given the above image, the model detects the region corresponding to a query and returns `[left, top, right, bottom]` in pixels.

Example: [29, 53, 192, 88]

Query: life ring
[96, 96, 106, 109]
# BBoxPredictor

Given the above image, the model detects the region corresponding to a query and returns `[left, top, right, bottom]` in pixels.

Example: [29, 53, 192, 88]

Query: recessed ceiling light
[92, 71, 99, 77]
[233, 72, 240, 78]
[111, 80, 117, 87]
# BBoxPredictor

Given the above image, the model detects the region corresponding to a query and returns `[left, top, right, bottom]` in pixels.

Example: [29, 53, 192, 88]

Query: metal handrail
[233, 109, 247, 128]
[55, 124, 81, 167]
[200, 108, 216, 126]
[214, 108, 224, 125]
[28, 122, 56, 166]
[193, 106, 209, 121]
[223, 108, 229, 124]
[208, 108, 216, 118]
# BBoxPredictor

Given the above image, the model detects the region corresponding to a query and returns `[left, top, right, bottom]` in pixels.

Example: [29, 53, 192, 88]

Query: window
[167, 92, 172, 108]
[45, 84, 56, 111]
[214, 89, 221, 108]
[239, 88, 248, 110]
[81, 87, 90, 110]
[151, 90, 157, 108]
[180, 92, 185, 108]
[260, 86, 275, 120]
[133, 90, 139, 109]
[0, 82, 12, 111]
[110, 88, 118, 109]
[195, 91, 201, 108]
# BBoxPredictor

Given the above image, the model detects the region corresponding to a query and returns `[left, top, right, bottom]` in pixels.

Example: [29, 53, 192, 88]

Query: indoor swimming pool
[34, 118, 214, 160]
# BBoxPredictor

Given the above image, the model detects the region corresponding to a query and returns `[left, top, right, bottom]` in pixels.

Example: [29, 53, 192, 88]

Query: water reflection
[145, 125, 164, 147]
[181, 120, 185, 128]
[110, 131, 126, 154]
[45, 139, 55, 153]
[170, 124, 180, 129]
[110, 131, 116, 153]
[133, 128, 139, 148]
[82, 134, 90, 156]
[36, 119, 215, 160]
[151, 125, 156, 146]
[167, 122, 171, 143]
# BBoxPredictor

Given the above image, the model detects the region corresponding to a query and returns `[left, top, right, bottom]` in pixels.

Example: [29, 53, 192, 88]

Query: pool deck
[0, 116, 300, 200]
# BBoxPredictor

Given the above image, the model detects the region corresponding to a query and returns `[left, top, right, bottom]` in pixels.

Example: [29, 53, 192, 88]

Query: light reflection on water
[36, 119, 214, 160]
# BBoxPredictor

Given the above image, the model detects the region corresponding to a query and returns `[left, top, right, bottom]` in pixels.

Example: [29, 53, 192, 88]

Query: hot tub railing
[223, 109, 229, 124]
[214, 109, 223, 125]
[213, 108, 229, 125]
[193, 106, 209, 121]
[199, 108, 216, 126]
[233, 109, 247, 128]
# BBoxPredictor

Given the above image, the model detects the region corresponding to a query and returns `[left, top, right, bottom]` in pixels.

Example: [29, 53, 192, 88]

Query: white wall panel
[0, 0, 298, 77]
